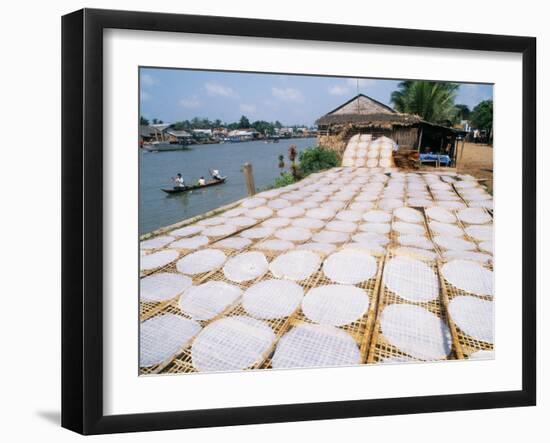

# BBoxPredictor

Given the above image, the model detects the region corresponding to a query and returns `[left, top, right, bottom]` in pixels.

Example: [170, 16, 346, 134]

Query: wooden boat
[161, 177, 227, 194]
[142, 141, 190, 152]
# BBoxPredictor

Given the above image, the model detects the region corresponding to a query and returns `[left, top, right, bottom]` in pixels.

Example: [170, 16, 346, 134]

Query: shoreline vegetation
[271, 145, 340, 189]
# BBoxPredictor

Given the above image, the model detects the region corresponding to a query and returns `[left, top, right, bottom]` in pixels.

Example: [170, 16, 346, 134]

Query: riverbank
[139, 138, 315, 234]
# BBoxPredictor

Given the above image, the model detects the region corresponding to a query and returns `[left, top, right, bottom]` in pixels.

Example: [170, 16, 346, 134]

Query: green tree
[470, 100, 493, 133]
[140, 116, 149, 125]
[238, 115, 251, 128]
[298, 147, 340, 176]
[454, 104, 471, 122]
[391, 81, 459, 124]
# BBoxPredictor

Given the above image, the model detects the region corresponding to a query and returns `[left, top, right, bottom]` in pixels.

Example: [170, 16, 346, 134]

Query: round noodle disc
[191, 316, 275, 372]
[277, 206, 306, 218]
[363, 210, 392, 223]
[246, 206, 274, 219]
[384, 256, 439, 302]
[465, 225, 493, 241]
[429, 221, 463, 237]
[255, 239, 294, 251]
[275, 227, 312, 242]
[352, 232, 389, 245]
[140, 235, 175, 250]
[197, 216, 226, 226]
[176, 249, 226, 275]
[379, 158, 392, 168]
[350, 202, 374, 211]
[443, 250, 492, 263]
[398, 234, 433, 250]
[438, 200, 467, 210]
[213, 237, 251, 250]
[454, 181, 477, 189]
[296, 242, 337, 254]
[240, 227, 274, 239]
[312, 230, 349, 244]
[325, 220, 357, 233]
[336, 210, 363, 222]
[223, 207, 246, 217]
[179, 281, 243, 320]
[367, 150, 379, 159]
[458, 208, 492, 224]
[269, 250, 321, 281]
[343, 242, 385, 255]
[434, 235, 476, 251]
[292, 217, 325, 230]
[302, 285, 370, 326]
[243, 279, 304, 319]
[140, 314, 201, 367]
[378, 198, 403, 210]
[407, 198, 433, 207]
[323, 201, 346, 211]
[394, 207, 424, 223]
[225, 216, 257, 228]
[201, 225, 238, 237]
[141, 250, 179, 271]
[441, 260, 493, 296]
[306, 208, 335, 220]
[140, 272, 192, 302]
[448, 296, 494, 343]
[272, 324, 361, 369]
[294, 201, 319, 209]
[359, 222, 390, 234]
[241, 197, 267, 209]
[262, 217, 291, 228]
[393, 221, 426, 235]
[223, 251, 268, 282]
[169, 235, 209, 250]
[380, 304, 452, 360]
[393, 247, 437, 261]
[170, 225, 204, 238]
[267, 198, 291, 209]
[323, 250, 377, 284]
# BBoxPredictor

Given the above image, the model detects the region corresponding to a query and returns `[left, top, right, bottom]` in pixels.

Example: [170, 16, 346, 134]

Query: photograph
[138, 68, 494, 375]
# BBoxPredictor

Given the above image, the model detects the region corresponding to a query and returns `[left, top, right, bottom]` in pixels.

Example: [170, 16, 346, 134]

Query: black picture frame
[62, 8, 537, 435]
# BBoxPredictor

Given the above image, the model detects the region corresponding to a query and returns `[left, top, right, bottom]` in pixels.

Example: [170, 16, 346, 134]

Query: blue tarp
[419, 153, 451, 166]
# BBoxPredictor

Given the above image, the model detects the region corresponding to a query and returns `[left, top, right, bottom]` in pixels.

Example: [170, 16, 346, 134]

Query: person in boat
[172, 173, 186, 188]
[197, 176, 206, 186]
[211, 169, 222, 181]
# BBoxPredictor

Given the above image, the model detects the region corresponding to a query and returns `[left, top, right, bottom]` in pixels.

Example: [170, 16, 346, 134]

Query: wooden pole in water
[243, 162, 256, 196]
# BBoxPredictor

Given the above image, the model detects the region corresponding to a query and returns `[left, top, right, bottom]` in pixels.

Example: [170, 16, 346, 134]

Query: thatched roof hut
[316, 94, 457, 158]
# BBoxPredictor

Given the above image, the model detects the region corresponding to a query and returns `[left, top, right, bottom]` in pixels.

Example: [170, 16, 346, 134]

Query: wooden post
[242, 162, 256, 196]
[417, 126, 423, 152]
[457, 138, 466, 173]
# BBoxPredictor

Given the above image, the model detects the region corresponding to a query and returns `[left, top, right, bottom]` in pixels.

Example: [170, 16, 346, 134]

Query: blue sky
[140, 68, 493, 126]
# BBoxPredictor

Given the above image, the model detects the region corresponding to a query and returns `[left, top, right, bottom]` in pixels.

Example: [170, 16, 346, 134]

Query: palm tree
[391, 81, 459, 124]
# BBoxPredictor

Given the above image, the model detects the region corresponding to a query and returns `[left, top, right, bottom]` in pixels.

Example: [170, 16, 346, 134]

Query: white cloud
[240, 103, 256, 113]
[179, 96, 200, 108]
[140, 91, 152, 102]
[328, 84, 350, 96]
[141, 73, 157, 87]
[271, 87, 304, 102]
[204, 82, 237, 97]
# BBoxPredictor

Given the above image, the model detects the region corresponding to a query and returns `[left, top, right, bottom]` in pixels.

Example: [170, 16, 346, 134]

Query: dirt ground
[455, 142, 494, 194]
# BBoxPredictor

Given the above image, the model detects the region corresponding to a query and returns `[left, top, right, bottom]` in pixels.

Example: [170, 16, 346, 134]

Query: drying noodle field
[139, 135, 494, 375]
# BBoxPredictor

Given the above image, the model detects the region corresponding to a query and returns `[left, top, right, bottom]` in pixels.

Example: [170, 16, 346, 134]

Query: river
[139, 138, 316, 234]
